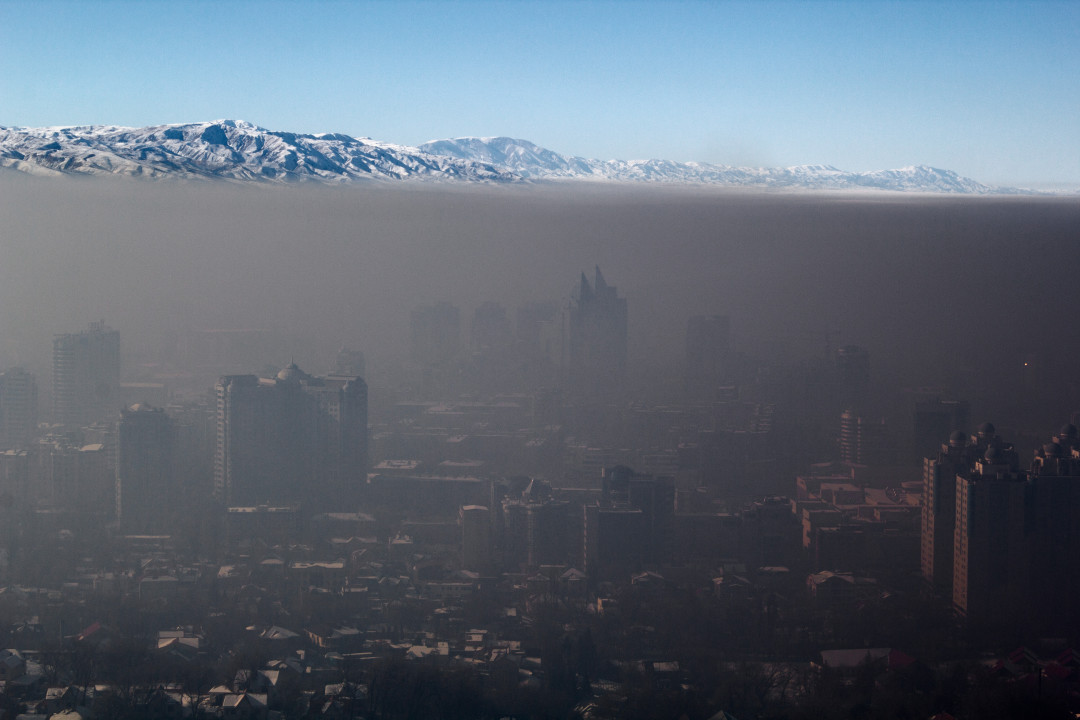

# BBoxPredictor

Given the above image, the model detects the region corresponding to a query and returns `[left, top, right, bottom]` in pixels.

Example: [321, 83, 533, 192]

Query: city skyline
[1, 2, 1079, 713]
[1, 1, 1077, 188]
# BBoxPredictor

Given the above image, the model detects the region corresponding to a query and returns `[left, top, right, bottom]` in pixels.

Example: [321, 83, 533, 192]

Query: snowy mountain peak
[0, 121, 517, 183]
[0, 121, 1027, 193]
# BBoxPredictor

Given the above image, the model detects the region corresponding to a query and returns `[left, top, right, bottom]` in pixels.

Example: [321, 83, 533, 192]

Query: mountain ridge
[0, 120, 1038, 194]
[418, 136, 1020, 194]
[0, 120, 516, 184]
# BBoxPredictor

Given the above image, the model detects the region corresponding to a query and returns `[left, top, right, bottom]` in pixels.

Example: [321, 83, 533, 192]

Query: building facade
[460, 504, 492, 573]
[52, 321, 120, 427]
[214, 364, 368, 511]
[920, 429, 983, 592]
[584, 466, 674, 582]
[947, 422, 1080, 630]
[0, 367, 38, 449]
[116, 403, 175, 529]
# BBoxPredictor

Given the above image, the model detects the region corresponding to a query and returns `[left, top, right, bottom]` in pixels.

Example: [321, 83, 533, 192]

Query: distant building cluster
[0, 320, 372, 534]
[0, 260, 1079, 720]
[0, 262, 1077, 685]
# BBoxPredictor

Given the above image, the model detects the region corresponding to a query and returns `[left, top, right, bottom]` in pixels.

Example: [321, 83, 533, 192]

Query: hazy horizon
[2, 173, 1077, 426]
[3, 4, 1079, 712]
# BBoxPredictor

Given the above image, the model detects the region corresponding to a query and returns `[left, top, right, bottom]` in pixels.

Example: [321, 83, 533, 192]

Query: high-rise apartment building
[460, 504, 492, 573]
[584, 465, 674, 581]
[116, 403, 175, 529]
[1025, 426, 1080, 628]
[946, 424, 1080, 627]
[0, 367, 38, 449]
[838, 411, 897, 466]
[52, 321, 120, 426]
[34, 439, 112, 515]
[920, 430, 980, 592]
[214, 364, 367, 510]
[916, 422, 1018, 609]
[498, 478, 573, 571]
[952, 437, 1027, 623]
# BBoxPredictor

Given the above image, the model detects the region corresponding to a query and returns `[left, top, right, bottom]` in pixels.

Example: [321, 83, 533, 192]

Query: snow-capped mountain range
[0, 120, 1024, 193]
[0, 120, 515, 184]
[420, 137, 1004, 193]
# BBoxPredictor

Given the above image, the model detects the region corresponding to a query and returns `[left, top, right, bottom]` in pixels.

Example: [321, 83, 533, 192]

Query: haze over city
[1, 176, 1078, 424]
[0, 2, 1079, 720]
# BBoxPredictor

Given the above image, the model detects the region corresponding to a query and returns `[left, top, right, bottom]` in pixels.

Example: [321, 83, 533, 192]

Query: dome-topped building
[276, 363, 301, 382]
[214, 364, 368, 510]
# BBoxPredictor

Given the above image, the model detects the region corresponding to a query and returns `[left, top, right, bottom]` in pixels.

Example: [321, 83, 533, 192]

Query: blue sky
[1, 0, 1077, 188]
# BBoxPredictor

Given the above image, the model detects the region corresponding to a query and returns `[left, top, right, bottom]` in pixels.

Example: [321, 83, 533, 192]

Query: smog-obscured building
[116, 403, 175, 529]
[52, 321, 120, 427]
[0, 367, 38, 449]
[214, 364, 368, 511]
[569, 267, 627, 392]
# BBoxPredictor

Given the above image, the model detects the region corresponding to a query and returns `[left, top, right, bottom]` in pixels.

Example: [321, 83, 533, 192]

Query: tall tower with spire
[568, 266, 628, 392]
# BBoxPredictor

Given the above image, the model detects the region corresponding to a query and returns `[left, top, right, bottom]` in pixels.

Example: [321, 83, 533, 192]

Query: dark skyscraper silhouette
[568, 266, 627, 392]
